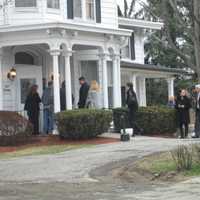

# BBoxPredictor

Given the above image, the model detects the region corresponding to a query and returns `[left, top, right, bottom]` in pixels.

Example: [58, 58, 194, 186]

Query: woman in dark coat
[24, 85, 41, 135]
[126, 82, 139, 137]
[175, 89, 191, 139]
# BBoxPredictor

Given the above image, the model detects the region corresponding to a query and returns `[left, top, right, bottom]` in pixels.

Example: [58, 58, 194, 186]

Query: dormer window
[47, 0, 60, 9]
[15, 0, 37, 7]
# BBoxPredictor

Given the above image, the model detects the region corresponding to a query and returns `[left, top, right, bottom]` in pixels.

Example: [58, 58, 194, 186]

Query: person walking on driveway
[175, 89, 191, 139]
[126, 82, 140, 137]
[78, 77, 90, 108]
[42, 81, 54, 135]
[24, 84, 41, 135]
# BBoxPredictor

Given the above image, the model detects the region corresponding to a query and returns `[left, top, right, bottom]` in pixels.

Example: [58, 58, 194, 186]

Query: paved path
[0, 135, 200, 200]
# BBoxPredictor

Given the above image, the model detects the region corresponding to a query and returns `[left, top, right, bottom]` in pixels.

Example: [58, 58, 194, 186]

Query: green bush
[0, 111, 32, 146]
[55, 109, 112, 140]
[113, 106, 177, 135]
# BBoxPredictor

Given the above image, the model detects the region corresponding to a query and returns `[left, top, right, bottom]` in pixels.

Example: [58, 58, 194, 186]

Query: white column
[50, 50, 61, 113]
[112, 54, 121, 108]
[132, 73, 137, 93]
[99, 53, 109, 109]
[167, 77, 175, 98]
[64, 51, 73, 110]
[138, 77, 147, 107]
[0, 48, 3, 110]
[117, 55, 122, 107]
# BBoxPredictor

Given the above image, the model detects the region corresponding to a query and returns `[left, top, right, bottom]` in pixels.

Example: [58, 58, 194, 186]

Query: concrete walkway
[0, 135, 200, 200]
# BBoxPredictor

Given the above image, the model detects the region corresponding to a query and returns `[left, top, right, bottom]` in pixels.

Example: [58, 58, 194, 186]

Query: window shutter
[96, 0, 101, 23]
[67, 0, 74, 19]
[130, 32, 135, 60]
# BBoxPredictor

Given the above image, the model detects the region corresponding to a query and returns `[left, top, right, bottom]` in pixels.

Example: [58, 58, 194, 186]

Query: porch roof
[0, 21, 132, 37]
[118, 17, 164, 30]
[121, 61, 188, 76]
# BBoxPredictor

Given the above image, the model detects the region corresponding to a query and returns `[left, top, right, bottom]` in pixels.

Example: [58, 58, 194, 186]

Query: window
[15, 0, 37, 7]
[86, 0, 95, 20]
[74, 0, 82, 18]
[47, 0, 60, 9]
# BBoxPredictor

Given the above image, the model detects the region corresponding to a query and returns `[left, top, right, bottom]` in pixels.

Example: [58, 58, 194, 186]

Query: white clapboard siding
[101, 0, 118, 28]
[0, 0, 118, 28]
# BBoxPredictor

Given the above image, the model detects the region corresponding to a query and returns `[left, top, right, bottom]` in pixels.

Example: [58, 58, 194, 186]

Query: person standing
[60, 81, 66, 111]
[194, 85, 200, 138]
[24, 85, 41, 135]
[86, 80, 102, 109]
[175, 89, 191, 139]
[42, 81, 54, 135]
[78, 77, 90, 108]
[126, 82, 139, 137]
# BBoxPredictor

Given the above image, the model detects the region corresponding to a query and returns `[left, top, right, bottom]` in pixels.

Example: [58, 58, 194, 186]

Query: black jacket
[126, 88, 138, 111]
[24, 93, 41, 116]
[78, 82, 90, 108]
[175, 96, 191, 124]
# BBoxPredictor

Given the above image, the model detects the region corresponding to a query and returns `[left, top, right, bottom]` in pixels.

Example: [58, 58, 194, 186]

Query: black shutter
[96, 0, 101, 23]
[130, 32, 135, 60]
[67, 0, 74, 19]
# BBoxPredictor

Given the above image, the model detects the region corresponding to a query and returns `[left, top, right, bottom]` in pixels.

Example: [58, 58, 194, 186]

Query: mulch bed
[0, 135, 120, 153]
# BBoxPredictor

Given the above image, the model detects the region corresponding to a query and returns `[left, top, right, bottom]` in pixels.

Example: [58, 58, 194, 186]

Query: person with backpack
[126, 82, 140, 137]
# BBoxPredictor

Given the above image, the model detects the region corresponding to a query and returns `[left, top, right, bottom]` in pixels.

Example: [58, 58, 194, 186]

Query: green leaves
[55, 109, 112, 140]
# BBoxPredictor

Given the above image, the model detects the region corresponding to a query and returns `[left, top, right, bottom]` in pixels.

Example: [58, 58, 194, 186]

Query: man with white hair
[194, 84, 200, 138]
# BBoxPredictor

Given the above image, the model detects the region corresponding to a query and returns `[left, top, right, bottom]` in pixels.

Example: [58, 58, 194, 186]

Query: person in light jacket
[86, 80, 102, 109]
[42, 81, 54, 135]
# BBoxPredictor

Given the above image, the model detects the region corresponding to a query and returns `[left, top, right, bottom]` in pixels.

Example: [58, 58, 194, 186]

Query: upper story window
[15, 0, 37, 7]
[86, 0, 95, 20]
[68, 0, 101, 22]
[74, 0, 82, 18]
[47, 0, 60, 9]
[121, 33, 135, 60]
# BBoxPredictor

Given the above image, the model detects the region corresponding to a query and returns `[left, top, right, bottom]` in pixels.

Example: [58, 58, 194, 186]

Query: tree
[143, 0, 200, 80]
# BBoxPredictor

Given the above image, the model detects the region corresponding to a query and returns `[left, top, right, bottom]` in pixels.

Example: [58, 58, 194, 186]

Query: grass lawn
[136, 152, 200, 178]
[0, 144, 93, 160]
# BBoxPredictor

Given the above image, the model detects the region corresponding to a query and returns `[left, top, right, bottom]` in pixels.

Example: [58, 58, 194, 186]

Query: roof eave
[118, 17, 164, 30]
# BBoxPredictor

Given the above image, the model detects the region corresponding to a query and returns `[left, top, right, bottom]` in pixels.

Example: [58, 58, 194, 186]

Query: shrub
[0, 111, 32, 146]
[55, 109, 112, 140]
[171, 145, 193, 171]
[113, 106, 177, 135]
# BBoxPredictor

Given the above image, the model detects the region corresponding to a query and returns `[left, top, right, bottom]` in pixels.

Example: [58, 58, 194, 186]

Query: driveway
[0, 136, 199, 200]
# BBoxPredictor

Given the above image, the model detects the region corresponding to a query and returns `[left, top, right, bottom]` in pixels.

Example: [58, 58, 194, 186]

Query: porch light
[7, 67, 17, 81]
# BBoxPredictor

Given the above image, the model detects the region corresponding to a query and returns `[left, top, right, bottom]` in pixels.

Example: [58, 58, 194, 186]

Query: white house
[0, 0, 181, 115]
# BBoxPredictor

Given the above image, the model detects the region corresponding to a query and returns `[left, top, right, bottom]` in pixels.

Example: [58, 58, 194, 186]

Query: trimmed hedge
[55, 109, 112, 140]
[0, 111, 32, 146]
[113, 106, 177, 135]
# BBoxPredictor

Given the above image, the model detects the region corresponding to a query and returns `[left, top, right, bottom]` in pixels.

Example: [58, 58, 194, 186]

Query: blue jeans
[43, 109, 54, 134]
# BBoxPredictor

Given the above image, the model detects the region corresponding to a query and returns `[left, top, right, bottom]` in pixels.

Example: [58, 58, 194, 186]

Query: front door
[16, 65, 43, 112]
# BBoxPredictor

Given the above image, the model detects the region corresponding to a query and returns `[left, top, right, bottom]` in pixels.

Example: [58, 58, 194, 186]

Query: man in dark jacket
[126, 82, 140, 137]
[78, 77, 90, 108]
[194, 85, 200, 138]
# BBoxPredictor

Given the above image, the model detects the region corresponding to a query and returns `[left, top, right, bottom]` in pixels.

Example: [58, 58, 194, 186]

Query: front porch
[0, 25, 128, 116]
